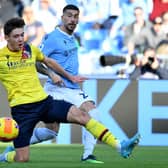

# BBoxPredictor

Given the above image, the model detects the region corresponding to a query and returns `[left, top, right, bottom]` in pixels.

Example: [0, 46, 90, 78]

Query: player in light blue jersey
[40, 23, 80, 89]
[35, 4, 104, 164]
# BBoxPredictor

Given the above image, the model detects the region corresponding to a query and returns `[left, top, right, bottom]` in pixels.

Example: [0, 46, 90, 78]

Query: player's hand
[70, 75, 88, 83]
[50, 73, 65, 87]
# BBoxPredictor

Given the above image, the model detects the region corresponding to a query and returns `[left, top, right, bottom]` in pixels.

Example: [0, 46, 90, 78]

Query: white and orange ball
[0, 117, 19, 142]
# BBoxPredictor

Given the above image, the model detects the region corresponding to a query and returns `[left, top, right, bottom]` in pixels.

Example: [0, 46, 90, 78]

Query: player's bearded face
[5, 28, 24, 51]
[63, 10, 79, 33]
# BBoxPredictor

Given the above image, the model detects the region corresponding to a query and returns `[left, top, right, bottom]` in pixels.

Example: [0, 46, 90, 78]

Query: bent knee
[45, 122, 60, 132]
[80, 101, 96, 112]
[15, 146, 30, 162]
[16, 156, 29, 162]
[67, 105, 90, 125]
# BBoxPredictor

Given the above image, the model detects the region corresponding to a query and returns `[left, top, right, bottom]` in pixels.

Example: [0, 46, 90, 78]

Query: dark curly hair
[4, 17, 25, 35]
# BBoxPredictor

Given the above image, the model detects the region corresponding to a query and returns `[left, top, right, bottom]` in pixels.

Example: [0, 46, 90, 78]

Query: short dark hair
[4, 17, 25, 35]
[63, 4, 79, 13]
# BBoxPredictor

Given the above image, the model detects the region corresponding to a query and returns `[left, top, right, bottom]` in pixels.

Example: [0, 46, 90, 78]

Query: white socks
[30, 127, 57, 144]
[82, 108, 100, 159]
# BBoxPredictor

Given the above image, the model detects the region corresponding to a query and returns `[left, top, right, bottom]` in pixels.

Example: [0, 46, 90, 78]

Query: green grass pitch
[0, 143, 168, 168]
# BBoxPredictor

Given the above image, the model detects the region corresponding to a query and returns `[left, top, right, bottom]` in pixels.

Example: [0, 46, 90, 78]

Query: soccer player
[34, 4, 103, 163]
[0, 17, 140, 163]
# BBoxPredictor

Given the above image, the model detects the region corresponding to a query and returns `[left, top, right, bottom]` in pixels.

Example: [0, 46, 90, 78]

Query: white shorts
[44, 84, 94, 108]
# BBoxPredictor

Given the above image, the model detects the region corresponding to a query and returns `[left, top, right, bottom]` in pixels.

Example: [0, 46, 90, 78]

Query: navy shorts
[11, 96, 73, 148]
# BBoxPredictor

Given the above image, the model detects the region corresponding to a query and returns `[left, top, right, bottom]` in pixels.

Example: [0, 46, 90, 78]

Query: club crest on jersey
[21, 43, 32, 59]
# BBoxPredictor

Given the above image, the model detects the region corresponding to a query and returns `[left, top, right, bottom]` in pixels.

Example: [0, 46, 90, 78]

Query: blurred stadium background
[0, 0, 168, 147]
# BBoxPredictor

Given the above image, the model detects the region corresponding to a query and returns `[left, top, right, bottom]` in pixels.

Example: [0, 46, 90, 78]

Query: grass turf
[0, 144, 168, 168]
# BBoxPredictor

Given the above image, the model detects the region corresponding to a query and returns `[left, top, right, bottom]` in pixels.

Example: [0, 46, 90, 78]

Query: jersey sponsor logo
[6, 59, 34, 70]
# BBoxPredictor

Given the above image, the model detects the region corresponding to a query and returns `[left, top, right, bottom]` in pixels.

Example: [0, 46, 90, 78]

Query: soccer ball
[0, 117, 19, 142]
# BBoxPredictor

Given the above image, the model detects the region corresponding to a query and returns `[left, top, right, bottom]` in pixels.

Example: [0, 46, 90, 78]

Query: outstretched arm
[36, 61, 51, 77]
[41, 56, 88, 83]
[36, 61, 64, 85]
[42, 56, 72, 80]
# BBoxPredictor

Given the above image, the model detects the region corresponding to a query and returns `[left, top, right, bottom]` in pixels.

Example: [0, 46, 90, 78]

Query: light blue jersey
[40, 27, 79, 89]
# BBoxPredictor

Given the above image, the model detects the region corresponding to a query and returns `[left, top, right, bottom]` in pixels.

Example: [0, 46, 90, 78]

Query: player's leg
[0, 126, 32, 162]
[47, 98, 140, 159]
[30, 86, 100, 162]
[29, 86, 62, 145]
[45, 122, 60, 131]
[80, 101, 103, 163]
[15, 146, 30, 162]
[0, 146, 15, 162]
[0, 100, 48, 162]
[0, 146, 29, 162]
[66, 105, 140, 159]
[60, 88, 103, 163]
[30, 125, 58, 144]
